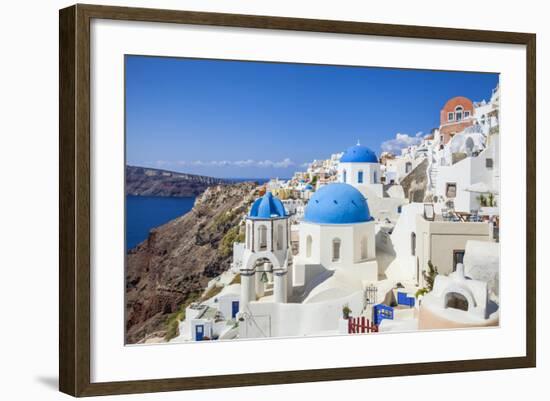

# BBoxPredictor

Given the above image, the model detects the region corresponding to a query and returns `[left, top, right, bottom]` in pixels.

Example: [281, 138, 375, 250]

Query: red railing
[348, 316, 378, 334]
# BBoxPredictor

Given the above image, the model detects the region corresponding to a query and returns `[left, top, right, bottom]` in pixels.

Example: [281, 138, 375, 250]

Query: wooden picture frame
[59, 3, 536, 397]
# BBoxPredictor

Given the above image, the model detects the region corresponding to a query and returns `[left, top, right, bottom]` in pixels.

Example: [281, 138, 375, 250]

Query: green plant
[415, 260, 439, 298]
[487, 192, 496, 207]
[477, 194, 488, 207]
[342, 304, 352, 319]
[423, 260, 438, 291]
[219, 225, 245, 258]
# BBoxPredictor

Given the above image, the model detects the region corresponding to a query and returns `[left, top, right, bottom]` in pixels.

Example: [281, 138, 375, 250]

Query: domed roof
[304, 183, 372, 225]
[340, 144, 378, 163]
[248, 192, 287, 219]
[441, 96, 474, 112]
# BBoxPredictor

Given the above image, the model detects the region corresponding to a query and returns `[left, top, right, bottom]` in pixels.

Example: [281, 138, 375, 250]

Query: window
[332, 238, 341, 262]
[448, 112, 454, 121]
[343, 169, 347, 183]
[481, 114, 486, 125]
[410, 233, 416, 256]
[357, 170, 364, 184]
[486, 158, 494, 168]
[453, 250, 465, 271]
[247, 224, 251, 249]
[373, 171, 378, 183]
[306, 235, 312, 258]
[455, 106, 463, 121]
[446, 183, 457, 198]
[360, 236, 368, 260]
[405, 162, 412, 174]
[423, 204, 435, 221]
[258, 225, 268, 251]
[276, 224, 283, 250]
[464, 111, 470, 118]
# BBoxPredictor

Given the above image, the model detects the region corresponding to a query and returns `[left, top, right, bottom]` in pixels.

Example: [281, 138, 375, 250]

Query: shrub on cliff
[219, 225, 245, 258]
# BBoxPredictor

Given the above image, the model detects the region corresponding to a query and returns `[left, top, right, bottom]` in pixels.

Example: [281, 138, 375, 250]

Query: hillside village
[169, 85, 501, 343]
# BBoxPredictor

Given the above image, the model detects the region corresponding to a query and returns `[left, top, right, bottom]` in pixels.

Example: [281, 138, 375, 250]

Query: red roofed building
[438, 96, 474, 145]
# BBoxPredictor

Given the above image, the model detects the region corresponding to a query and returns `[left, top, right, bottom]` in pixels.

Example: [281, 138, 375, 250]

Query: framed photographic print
[59, 4, 536, 397]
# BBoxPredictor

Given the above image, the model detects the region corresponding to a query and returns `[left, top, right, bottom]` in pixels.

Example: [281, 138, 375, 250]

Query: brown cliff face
[125, 182, 257, 344]
[126, 165, 228, 197]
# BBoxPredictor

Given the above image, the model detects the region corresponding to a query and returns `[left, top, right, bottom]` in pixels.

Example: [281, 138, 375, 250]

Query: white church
[233, 144, 405, 338]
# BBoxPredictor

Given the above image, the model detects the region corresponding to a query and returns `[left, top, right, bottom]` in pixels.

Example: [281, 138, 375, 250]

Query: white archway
[439, 284, 476, 311]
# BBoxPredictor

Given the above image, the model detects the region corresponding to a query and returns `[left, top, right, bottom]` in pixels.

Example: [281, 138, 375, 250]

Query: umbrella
[464, 182, 499, 194]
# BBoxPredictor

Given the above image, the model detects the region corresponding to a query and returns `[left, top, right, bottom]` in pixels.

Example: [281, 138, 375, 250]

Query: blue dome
[248, 192, 287, 219]
[340, 144, 378, 163]
[304, 183, 372, 224]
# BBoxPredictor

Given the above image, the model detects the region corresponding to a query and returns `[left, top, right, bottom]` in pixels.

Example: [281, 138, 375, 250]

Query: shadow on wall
[289, 265, 334, 303]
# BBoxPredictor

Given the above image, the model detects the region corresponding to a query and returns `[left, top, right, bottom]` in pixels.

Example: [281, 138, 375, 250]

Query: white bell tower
[239, 192, 290, 314]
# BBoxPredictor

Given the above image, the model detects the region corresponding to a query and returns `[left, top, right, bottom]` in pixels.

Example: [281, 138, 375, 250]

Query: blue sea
[126, 195, 196, 251]
[126, 178, 274, 252]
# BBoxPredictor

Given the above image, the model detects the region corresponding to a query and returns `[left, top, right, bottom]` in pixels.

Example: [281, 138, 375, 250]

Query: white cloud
[380, 132, 424, 154]
[160, 158, 297, 169]
[257, 158, 295, 168]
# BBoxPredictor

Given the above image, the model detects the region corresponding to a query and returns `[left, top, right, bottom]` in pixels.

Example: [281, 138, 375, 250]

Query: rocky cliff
[126, 165, 228, 197]
[125, 182, 258, 344]
[399, 158, 428, 202]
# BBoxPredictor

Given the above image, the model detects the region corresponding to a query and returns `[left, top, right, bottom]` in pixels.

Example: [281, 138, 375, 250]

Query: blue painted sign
[397, 291, 415, 307]
[373, 304, 394, 326]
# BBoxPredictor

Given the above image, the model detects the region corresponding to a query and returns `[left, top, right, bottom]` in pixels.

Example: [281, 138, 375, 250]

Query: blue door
[373, 304, 394, 326]
[195, 324, 204, 341]
[231, 301, 239, 318]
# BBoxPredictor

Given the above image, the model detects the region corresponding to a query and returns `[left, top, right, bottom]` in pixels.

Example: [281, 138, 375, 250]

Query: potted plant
[342, 304, 352, 320]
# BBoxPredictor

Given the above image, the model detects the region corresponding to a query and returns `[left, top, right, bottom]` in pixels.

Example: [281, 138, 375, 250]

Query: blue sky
[126, 55, 498, 179]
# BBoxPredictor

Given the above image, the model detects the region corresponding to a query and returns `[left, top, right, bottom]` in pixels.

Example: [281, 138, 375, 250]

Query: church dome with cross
[248, 192, 287, 219]
[340, 142, 379, 164]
